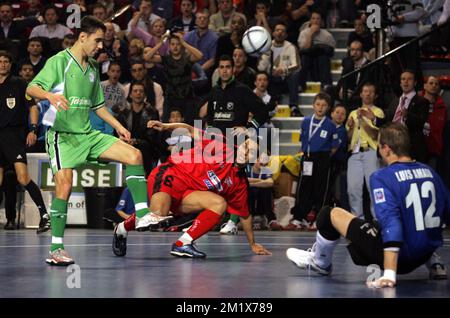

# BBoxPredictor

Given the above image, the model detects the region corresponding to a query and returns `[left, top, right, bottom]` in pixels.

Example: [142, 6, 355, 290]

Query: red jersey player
[112, 121, 271, 258]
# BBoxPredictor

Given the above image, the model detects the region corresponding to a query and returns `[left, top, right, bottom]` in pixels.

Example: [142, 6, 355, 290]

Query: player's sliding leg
[113, 192, 172, 257]
[171, 191, 227, 258]
[286, 206, 353, 275]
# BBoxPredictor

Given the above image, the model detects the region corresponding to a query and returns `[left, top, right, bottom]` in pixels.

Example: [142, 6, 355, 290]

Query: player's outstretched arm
[367, 250, 398, 289]
[240, 215, 272, 255]
[147, 120, 195, 136]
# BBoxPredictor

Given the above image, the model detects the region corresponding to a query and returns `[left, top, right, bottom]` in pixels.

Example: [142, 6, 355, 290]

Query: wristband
[382, 269, 396, 283]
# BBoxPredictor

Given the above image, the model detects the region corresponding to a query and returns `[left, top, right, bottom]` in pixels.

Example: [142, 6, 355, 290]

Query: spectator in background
[170, 0, 196, 33]
[29, 5, 72, 39]
[420, 76, 448, 173]
[253, 71, 278, 124]
[384, 70, 430, 163]
[129, 14, 169, 56]
[97, 0, 116, 17]
[286, 92, 339, 231]
[96, 22, 130, 82]
[18, 37, 46, 75]
[388, 0, 426, 91]
[61, 33, 76, 50]
[123, 61, 165, 119]
[151, 0, 174, 21]
[298, 11, 335, 88]
[212, 47, 256, 89]
[216, 12, 247, 66]
[144, 32, 203, 124]
[128, 38, 145, 65]
[209, 0, 247, 36]
[328, 104, 348, 209]
[258, 22, 301, 116]
[199, 55, 268, 135]
[101, 62, 127, 111]
[22, 0, 43, 19]
[115, 187, 135, 220]
[247, 0, 276, 33]
[336, 40, 372, 111]
[346, 83, 384, 220]
[126, 0, 162, 40]
[346, 17, 374, 53]
[18, 62, 35, 83]
[90, 3, 121, 33]
[184, 9, 219, 76]
[1, 2, 39, 42]
[90, 108, 114, 135]
[115, 82, 160, 175]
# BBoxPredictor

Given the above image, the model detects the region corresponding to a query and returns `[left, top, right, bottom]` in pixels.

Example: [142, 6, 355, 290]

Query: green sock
[50, 198, 68, 252]
[230, 214, 240, 224]
[126, 165, 149, 218]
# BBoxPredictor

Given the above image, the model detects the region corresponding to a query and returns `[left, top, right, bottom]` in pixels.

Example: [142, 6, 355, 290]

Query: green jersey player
[27, 16, 171, 266]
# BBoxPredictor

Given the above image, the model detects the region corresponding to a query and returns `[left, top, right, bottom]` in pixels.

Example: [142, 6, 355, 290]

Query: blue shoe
[170, 243, 206, 258]
[112, 224, 127, 257]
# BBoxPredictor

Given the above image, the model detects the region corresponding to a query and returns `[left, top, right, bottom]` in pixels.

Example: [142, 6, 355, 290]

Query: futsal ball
[241, 26, 272, 57]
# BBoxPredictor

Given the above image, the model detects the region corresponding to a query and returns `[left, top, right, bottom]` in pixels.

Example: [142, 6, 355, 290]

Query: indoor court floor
[0, 229, 449, 298]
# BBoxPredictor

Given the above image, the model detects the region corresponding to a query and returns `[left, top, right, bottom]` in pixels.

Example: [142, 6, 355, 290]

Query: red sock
[177, 209, 221, 246]
[124, 213, 136, 231]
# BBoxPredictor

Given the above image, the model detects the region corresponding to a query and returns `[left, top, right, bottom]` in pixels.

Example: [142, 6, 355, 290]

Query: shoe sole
[136, 218, 173, 232]
[170, 251, 206, 258]
[45, 259, 75, 266]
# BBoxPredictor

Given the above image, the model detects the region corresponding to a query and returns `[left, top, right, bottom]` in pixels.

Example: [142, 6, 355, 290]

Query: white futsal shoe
[286, 245, 332, 276]
[135, 212, 173, 231]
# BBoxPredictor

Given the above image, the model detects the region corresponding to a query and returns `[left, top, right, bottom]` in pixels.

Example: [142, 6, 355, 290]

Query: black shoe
[37, 214, 51, 234]
[170, 243, 206, 258]
[112, 224, 127, 257]
[4, 221, 16, 230]
[290, 107, 304, 117]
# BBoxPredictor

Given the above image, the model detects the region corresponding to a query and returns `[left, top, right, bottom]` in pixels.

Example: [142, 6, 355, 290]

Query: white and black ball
[241, 26, 272, 57]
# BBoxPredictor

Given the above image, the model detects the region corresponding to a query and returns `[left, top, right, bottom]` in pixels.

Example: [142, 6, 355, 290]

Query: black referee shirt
[0, 75, 33, 129]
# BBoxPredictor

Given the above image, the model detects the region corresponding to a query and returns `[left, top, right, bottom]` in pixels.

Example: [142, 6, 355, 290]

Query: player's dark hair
[313, 92, 331, 107]
[77, 15, 106, 38]
[379, 123, 411, 157]
[219, 55, 234, 67]
[0, 50, 12, 62]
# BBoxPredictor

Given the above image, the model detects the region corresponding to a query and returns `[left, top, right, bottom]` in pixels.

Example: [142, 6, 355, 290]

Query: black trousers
[3, 169, 18, 222]
[248, 187, 276, 222]
[291, 152, 332, 222]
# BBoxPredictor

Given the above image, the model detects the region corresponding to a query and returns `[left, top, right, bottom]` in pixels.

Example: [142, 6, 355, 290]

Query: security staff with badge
[199, 55, 268, 135]
[0, 50, 50, 234]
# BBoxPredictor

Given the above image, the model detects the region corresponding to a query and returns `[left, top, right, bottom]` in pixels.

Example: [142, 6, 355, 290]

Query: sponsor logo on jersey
[207, 170, 223, 192]
[373, 188, 386, 204]
[214, 112, 233, 121]
[226, 102, 234, 110]
[89, 72, 95, 82]
[6, 97, 15, 109]
[119, 199, 125, 206]
[224, 176, 233, 187]
[203, 179, 214, 190]
[320, 130, 328, 138]
[69, 96, 92, 107]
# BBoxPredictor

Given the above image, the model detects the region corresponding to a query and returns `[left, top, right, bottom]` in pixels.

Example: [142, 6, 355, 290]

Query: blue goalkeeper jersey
[370, 161, 450, 264]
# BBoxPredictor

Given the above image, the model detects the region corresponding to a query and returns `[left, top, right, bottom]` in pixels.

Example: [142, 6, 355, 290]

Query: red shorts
[147, 163, 194, 215]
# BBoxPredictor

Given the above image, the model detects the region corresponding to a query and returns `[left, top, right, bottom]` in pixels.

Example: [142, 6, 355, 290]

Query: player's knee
[129, 149, 143, 165]
[316, 206, 341, 240]
[209, 196, 227, 214]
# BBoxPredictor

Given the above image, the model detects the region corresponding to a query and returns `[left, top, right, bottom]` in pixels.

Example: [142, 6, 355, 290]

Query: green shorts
[46, 129, 119, 175]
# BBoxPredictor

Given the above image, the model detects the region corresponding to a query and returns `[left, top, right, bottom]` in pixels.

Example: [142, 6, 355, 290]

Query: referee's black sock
[25, 180, 47, 218]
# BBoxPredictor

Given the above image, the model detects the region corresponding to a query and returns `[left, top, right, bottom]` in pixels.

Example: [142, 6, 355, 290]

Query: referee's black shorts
[346, 217, 431, 274]
[0, 127, 28, 165]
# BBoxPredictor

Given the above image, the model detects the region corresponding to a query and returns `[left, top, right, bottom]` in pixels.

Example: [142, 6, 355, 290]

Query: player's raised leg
[98, 139, 171, 231]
